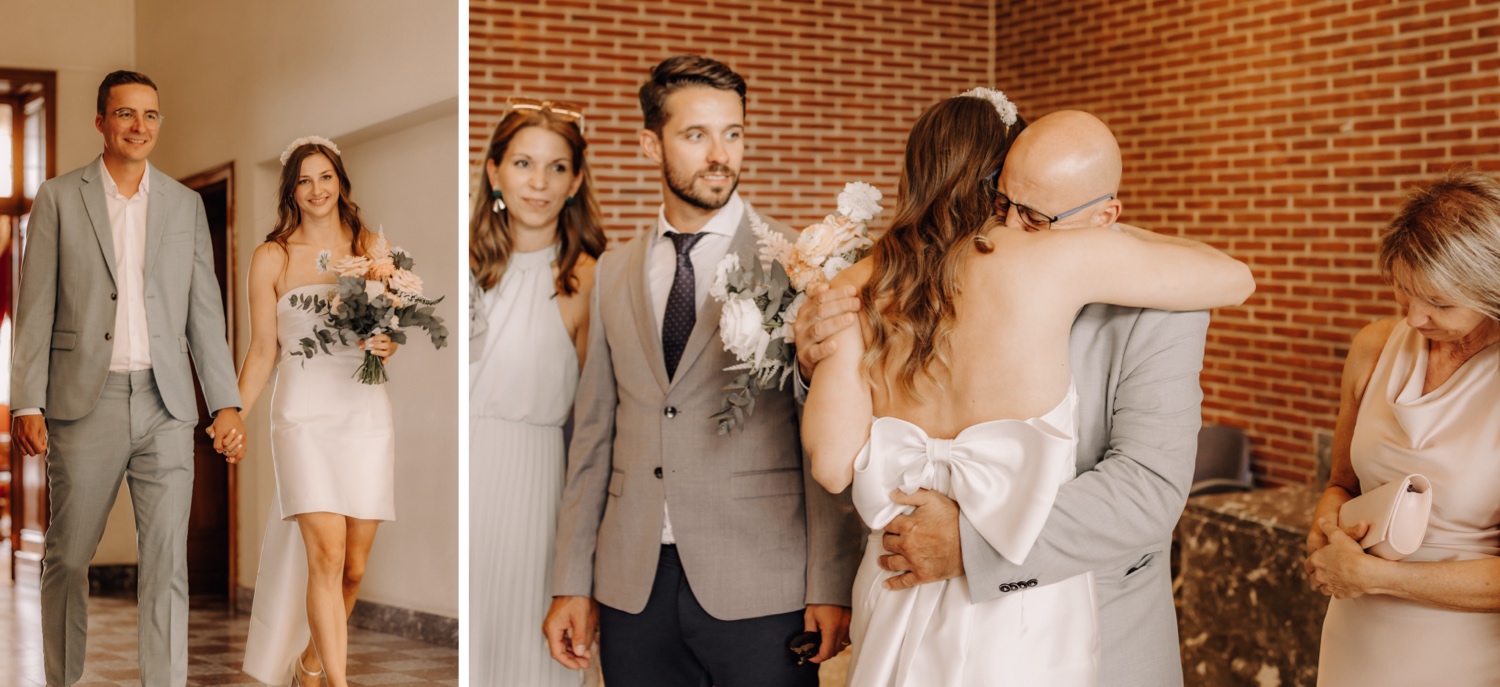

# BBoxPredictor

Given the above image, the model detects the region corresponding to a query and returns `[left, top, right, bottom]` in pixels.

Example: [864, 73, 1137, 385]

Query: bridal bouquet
[287, 230, 449, 384]
[709, 182, 882, 434]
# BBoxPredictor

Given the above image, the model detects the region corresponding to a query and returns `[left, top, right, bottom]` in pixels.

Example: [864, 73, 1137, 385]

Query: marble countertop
[1186, 484, 1323, 537]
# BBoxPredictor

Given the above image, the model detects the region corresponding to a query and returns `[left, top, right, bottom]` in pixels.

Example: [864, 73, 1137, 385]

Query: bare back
[854, 227, 1087, 439]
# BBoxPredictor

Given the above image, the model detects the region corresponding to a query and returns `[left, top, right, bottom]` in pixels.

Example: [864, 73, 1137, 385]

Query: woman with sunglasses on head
[469, 99, 606, 686]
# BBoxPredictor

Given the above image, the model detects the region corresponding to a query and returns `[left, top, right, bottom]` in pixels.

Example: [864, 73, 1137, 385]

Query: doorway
[179, 162, 238, 607]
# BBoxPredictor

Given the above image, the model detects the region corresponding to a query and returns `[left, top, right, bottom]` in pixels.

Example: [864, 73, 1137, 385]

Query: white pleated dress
[243, 283, 397, 684]
[469, 246, 588, 687]
[847, 386, 1099, 687]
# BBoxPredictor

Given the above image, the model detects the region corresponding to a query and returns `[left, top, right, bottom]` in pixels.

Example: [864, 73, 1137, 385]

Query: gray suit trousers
[42, 371, 194, 687]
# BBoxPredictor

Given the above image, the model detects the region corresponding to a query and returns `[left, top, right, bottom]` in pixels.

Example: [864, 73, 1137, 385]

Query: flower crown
[280, 135, 341, 166]
[957, 87, 1018, 127]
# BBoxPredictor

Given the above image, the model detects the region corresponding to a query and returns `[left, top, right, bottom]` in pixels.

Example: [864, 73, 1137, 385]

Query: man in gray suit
[544, 55, 863, 686]
[795, 111, 1214, 687]
[10, 70, 245, 687]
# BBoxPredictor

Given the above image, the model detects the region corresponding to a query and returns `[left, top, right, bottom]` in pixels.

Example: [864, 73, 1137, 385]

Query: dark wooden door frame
[4, 67, 58, 581]
[178, 161, 238, 608]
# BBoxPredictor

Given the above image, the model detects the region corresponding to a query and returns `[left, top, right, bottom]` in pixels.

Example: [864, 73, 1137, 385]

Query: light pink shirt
[647, 192, 743, 545]
[100, 157, 153, 371]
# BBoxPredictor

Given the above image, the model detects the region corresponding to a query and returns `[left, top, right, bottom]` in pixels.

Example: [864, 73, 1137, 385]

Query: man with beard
[544, 55, 863, 686]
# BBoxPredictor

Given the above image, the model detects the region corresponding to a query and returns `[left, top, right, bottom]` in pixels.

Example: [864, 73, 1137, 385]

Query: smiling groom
[544, 55, 864, 686]
[11, 70, 245, 687]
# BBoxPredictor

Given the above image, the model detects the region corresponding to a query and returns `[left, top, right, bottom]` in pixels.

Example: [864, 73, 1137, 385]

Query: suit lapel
[667, 202, 761, 393]
[626, 227, 672, 393]
[79, 158, 119, 286]
[142, 165, 168, 278]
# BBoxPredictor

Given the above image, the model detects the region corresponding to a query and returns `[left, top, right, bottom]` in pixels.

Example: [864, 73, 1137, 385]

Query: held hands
[802, 604, 852, 664]
[542, 595, 599, 670]
[205, 408, 248, 464]
[11, 414, 49, 457]
[359, 333, 399, 360]
[792, 283, 861, 380]
[1305, 518, 1375, 599]
[878, 488, 965, 590]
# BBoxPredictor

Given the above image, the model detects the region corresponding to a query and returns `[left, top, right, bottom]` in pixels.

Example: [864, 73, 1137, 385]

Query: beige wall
[1, 0, 142, 566]
[3, 0, 460, 614]
[132, 0, 459, 617]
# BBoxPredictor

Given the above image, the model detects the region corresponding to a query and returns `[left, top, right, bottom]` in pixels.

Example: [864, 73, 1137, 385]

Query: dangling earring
[565, 195, 576, 207]
[491, 189, 506, 213]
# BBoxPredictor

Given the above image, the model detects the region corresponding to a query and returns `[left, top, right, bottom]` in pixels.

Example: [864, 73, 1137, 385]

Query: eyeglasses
[995, 191, 1115, 230]
[111, 108, 164, 128]
[508, 97, 585, 130]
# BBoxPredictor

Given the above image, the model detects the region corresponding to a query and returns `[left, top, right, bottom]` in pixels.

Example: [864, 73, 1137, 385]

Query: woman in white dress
[469, 99, 605, 686]
[1306, 169, 1500, 685]
[803, 97, 1255, 685]
[237, 138, 399, 687]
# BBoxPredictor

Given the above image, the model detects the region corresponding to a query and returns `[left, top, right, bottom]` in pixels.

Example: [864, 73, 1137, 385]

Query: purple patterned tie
[663, 231, 706, 380]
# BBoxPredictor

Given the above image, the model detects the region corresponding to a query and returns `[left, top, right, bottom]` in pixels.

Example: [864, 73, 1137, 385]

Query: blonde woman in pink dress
[1307, 169, 1500, 686]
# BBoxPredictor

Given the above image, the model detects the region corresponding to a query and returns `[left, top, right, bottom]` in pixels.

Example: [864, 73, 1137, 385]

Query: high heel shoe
[292, 655, 324, 687]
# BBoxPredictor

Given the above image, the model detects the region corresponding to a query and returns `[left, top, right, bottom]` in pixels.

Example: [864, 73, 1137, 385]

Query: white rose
[782, 292, 808, 326]
[838, 181, 884, 223]
[719, 297, 770, 363]
[710, 252, 741, 302]
[362, 278, 386, 301]
[821, 254, 853, 281]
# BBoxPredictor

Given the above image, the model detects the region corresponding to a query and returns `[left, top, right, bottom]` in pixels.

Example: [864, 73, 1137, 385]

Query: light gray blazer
[553, 204, 864, 620]
[12, 157, 241, 422]
[959, 305, 1209, 687]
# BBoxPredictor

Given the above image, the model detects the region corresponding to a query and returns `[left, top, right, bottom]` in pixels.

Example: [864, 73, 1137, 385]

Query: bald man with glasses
[795, 110, 1225, 687]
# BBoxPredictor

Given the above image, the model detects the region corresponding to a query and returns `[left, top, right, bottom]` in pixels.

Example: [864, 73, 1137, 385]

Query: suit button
[663, 407, 677, 418]
[110, 292, 118, 300]
[654, 467, 663, 479]
[999, 583, 1013, 593]
[1026, 579, 1038, 588]
[104, 332, 113, 341]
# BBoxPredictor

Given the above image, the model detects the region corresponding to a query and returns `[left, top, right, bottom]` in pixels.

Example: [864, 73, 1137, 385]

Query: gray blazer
[553, 204, 864, 621]
[960, 305, 1210, 687]
[12, 157, 241, 422]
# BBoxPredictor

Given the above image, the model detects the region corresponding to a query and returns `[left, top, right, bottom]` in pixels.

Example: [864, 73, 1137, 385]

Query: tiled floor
[2, 567, 457, 687]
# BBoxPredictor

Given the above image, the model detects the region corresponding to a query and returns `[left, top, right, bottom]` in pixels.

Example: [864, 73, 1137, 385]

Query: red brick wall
[995, 0, 1500, 485]
[469, 0, 993, 237]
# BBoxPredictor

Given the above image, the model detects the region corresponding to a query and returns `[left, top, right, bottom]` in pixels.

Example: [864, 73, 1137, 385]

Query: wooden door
[180, 163, 237, 605]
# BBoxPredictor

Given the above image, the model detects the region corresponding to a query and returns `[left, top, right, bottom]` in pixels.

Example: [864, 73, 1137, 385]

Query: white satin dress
[243, 283, 397, 685]
[1317, 322, 1500, 685]
[847, 385, 1099, 687]
[469, 245, 588, 686]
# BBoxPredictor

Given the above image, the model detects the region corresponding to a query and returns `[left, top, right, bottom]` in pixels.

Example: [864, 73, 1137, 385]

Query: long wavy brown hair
[860, 96, 1027, 396]
[470, 109, 605, 296]
[267, 143, 369, 257]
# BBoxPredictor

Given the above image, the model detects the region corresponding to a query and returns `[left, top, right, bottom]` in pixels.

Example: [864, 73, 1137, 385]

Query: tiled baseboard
[235, 585, 458, 649]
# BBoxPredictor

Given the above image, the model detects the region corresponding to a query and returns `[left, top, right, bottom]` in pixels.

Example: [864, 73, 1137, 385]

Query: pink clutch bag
[1339, 474, 1433, 560]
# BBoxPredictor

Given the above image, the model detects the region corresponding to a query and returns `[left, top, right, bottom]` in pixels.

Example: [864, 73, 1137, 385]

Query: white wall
[131, 0, 460, 618]
[336, 113, 460, 616]
[1, 0, 142, 566]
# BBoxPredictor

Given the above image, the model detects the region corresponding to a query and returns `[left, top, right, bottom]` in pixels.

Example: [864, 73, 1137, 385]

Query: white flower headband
[957, 87, 1018, 127]
[280, 135, 341, 166]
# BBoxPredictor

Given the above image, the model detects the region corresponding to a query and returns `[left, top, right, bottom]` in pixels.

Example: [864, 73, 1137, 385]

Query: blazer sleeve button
[654, 467, 663, 479]
[1026, 579, 1038, 588]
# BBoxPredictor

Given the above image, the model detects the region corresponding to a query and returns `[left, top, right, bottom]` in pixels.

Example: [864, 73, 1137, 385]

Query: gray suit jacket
[12, 157, 241, 422]
[553, 204, 864, 620]
[960, 305, 1209, 687]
